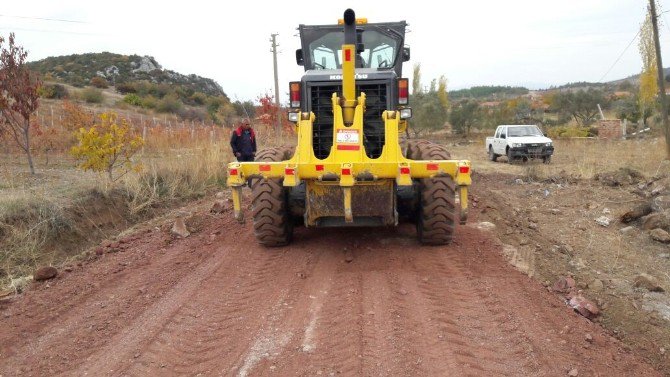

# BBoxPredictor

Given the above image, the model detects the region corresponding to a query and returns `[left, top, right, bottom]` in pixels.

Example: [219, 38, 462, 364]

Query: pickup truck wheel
[488, 146, 498, 162]
[506, 148, 514, 164]
[250, 147, 294, 247]
[543, 155, 552, 164]
[407, 140, 456, 245]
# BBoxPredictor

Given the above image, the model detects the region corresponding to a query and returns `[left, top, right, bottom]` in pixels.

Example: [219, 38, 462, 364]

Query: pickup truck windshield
[507, 126, 543, 137]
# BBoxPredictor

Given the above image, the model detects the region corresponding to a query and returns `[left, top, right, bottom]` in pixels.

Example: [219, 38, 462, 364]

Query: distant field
[445, 136, 669, 179]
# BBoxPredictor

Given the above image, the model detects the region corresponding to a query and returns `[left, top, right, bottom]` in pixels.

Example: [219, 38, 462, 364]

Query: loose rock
[619, 226, 635, 235]
[589, 279, 604, 291]
[649, 228, 670, 243]
[651, 195, 670, 212]
[215, 191, 226, 199]
[552, 277, 576, 293]
[568, 368, 579, 376]
[171, 218, 190, 238]
[568, 295, 600, 319]
[34, 266, 58, 281]
[473, 221, 496, 231]
[210, 199, 227, 214]
[620, 203, 652, 223]
[595, 216, 611, 227]
[633, 273, 665, 292]
[642, 211, 670, 231]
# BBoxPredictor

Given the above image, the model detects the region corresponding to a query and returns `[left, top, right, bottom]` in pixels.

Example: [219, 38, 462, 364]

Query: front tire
[543, 155, 552, 164]
[507, 148, 515, 164]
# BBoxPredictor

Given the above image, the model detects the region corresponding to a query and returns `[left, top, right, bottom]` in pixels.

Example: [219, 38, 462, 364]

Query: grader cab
[227, 9, 471, 246]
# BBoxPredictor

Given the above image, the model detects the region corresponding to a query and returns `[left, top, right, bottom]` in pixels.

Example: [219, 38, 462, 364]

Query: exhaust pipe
[341, 8, 357, 125]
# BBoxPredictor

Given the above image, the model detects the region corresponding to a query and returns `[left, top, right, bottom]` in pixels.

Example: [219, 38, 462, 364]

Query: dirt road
[0, 204, 661, 376]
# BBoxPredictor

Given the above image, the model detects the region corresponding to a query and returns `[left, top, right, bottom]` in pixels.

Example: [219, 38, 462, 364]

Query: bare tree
[0, 33, 41, 174]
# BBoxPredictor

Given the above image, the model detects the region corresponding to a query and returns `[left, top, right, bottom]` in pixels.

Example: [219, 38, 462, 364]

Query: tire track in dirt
[300, 268, 364, 375]
[396, 239, 520, 376]
[1, 215, 239, 375]
[359, 270, 412, 376]
[121, 236, 293, 375]
[76, 242, 235, 375]
[0, 207, 663, 376]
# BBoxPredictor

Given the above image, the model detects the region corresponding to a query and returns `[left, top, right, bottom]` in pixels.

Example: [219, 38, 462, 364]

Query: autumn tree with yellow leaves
[638, 9, 658, 126]
[70, 112, 144, 181]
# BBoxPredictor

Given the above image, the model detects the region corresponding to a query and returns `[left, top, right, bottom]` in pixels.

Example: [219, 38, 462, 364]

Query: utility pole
[270, 33, 282, 142]
[649, 0, 670, 158]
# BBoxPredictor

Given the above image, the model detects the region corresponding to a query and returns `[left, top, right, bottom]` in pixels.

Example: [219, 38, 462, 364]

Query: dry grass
[0, 98, 300, 287]
[444, 136, 669, 181]
[0, 113, 294, 287]
[0, 133, 235, 288]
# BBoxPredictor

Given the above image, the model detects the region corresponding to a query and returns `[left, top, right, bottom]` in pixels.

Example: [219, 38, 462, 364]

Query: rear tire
[251, 147, 294, 247]
[488, 146, 498, 162]
[406, 140, 456, 245]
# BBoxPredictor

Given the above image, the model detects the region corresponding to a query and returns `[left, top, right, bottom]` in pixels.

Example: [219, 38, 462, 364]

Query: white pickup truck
[485, 125, 554, 163]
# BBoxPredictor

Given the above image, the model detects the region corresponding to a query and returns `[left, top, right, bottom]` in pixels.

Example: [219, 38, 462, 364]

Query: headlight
[545, 142, 552, 147]
[512, 143, 523, 148]
[288, 111, 299, 123]
[400, 108, 412, 120]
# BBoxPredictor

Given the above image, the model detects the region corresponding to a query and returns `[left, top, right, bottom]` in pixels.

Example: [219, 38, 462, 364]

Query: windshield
[508, 126, 543, 137]
[308, 29, 398, 70]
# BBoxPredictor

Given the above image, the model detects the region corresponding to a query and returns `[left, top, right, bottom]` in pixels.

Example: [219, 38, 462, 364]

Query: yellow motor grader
[227, 9, 471, 246]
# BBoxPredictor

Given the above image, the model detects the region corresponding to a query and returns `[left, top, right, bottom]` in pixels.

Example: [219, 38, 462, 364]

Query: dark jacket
[230, 126, 257, 157]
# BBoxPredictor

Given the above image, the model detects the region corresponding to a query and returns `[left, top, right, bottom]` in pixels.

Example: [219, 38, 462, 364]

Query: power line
[598, 28, 641, 82]
[0, 27, 103, 36]
[0, 14, 87, 23]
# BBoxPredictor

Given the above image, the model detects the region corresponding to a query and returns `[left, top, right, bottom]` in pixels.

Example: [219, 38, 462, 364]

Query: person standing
[230, 121, 257, 162]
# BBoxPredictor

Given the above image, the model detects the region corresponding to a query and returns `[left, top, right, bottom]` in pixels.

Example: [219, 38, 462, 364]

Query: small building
[597, 119, 623, 139]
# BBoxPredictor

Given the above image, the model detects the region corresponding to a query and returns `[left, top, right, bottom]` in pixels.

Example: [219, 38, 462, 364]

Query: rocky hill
[28, 52, 225, 97]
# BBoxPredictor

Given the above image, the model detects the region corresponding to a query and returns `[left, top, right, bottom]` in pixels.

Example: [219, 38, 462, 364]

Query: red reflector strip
[342, 168, 352, 175]
[229, 168, 238, 176]
[337, 145, 360, 151]
[259, 164, 271, 172]
[459, 166, 470, 174]
[427, 163, 439, 171]
[345, 49, 351, 62]
[285, 168, 295, 176]
[316, 164, 324, 171]
[400, 167, 410, 174]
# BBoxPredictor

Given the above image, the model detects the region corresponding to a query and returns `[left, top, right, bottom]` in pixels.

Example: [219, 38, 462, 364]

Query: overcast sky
[2, 0, 669, 102]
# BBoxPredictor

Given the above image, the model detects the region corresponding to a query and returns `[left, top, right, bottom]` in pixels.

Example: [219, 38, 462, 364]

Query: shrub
[547, 126, 591, 138]
[90, 76, 109, 89]
[37, 83, 68, 99]
[123, 93, 143, 106]
[178, 107, 208, 121]
[115, 82, 137, 94]
[70, 112, 144, 180]
[69, 75, 86, 87]
[189, 92, 207, 106]
[141, 95, 158, 109]
[156, 94, 183, 113]
[80, 87, 104, 103]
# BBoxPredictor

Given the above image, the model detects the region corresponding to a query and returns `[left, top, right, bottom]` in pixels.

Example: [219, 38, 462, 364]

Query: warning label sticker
[336, 129, 359, 144]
